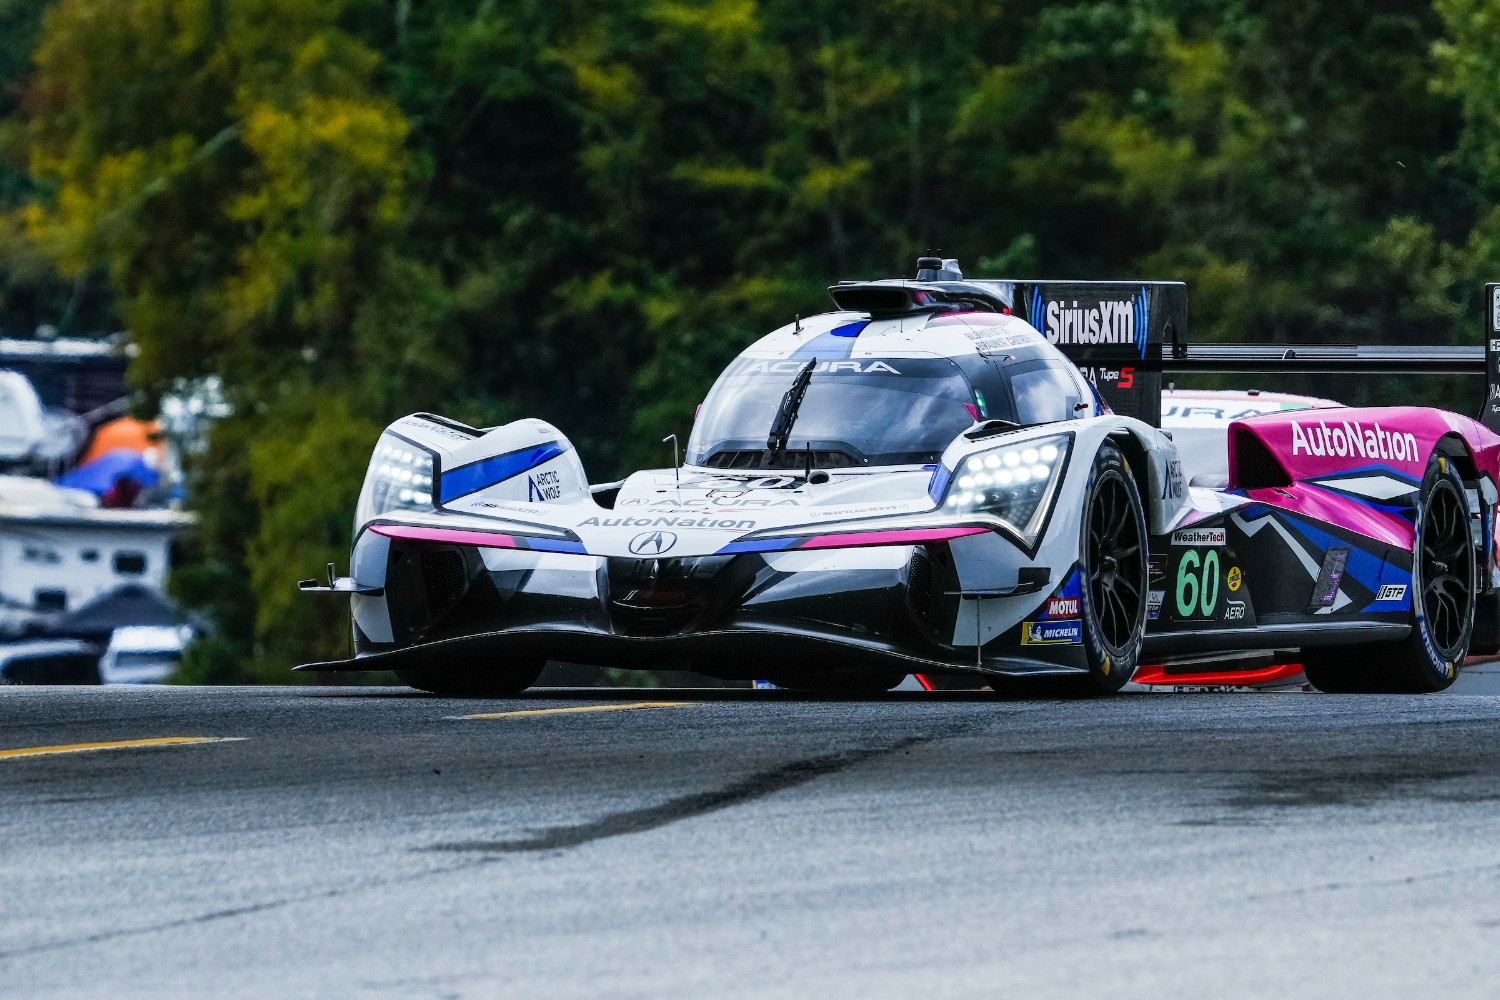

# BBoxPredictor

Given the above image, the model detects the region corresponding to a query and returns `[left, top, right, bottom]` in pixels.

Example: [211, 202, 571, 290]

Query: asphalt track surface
[3, 669, 1500, 999]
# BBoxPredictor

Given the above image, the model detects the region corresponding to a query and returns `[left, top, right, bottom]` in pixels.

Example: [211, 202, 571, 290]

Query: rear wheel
[1302, 455, 1474, 693]
[395, 656, 544, 697]
[1076, 442, 1149, 694]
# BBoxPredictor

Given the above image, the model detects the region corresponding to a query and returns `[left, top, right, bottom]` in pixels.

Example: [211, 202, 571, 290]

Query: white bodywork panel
[1161, 388, 1341, 487]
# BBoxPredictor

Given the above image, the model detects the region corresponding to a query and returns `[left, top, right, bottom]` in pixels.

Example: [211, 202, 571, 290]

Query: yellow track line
[0, 736, 244, 760]
[452, 701, 694, 721]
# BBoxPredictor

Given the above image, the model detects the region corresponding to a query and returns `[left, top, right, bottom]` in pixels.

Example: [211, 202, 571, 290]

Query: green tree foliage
[1, 0, 1498, 679]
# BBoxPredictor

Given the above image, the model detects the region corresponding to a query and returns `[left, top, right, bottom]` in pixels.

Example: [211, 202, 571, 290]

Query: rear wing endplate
[1011, 280, 1186, 426]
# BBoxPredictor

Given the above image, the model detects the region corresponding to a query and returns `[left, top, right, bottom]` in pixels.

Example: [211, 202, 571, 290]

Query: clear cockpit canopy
[686, 356, 986, 470]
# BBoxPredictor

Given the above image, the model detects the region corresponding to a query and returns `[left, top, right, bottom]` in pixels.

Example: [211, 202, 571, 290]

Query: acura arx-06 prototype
[299, 259, 1500, 697]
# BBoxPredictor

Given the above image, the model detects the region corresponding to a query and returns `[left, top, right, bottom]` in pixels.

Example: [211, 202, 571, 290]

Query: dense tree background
[1, 0, 1497, 680]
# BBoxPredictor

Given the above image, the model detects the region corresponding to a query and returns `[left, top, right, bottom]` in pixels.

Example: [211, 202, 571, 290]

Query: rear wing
[1024, 280, 1498, 432]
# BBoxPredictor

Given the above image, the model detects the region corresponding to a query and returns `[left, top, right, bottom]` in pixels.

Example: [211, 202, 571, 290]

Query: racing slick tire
[986, 443, 1148, 698]
[1302, 455, 1474, 694]
[394, 656, 545, 697]
[1073, 441, 1150, 695]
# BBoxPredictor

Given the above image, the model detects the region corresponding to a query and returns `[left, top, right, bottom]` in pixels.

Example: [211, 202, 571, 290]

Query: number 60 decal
[1175, 550, 1221, 618]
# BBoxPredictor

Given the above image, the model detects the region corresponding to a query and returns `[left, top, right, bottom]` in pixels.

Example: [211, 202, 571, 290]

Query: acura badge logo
[628, 530, 678, 555]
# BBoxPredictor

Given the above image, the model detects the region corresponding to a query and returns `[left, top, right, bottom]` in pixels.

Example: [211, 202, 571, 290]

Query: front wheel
[1075, 442, 1149, 694]
[395, 655, 545, 697]
[1302, 454, 1474, 693]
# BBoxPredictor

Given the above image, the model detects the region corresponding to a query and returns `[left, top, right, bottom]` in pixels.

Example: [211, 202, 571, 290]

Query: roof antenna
[794, 314, 802, 335]
[663, 434, 679, 483]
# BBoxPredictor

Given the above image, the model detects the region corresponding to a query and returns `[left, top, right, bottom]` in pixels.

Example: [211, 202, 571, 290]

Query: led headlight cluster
[357, 434, 435, 523]
[943, 433, 1071, 545]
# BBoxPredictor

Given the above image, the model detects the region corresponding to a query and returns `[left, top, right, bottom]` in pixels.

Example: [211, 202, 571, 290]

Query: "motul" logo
[1047, 597, 1080, 618]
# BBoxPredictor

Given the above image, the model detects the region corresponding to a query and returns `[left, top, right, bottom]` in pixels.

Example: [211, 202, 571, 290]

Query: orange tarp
[81, 417, 161, 465]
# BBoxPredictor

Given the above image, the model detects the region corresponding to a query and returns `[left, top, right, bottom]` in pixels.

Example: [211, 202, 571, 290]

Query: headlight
[356, 434, 435, 524]
[942, 433, 1071, 545]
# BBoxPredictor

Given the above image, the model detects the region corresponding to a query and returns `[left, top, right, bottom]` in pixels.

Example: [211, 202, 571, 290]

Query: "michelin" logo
[1021, 620, 1083, 645]
[1290, 420, 1419, 462]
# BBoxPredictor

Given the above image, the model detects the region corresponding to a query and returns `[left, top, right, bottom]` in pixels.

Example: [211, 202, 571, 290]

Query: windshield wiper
[766, 359, 816, 461]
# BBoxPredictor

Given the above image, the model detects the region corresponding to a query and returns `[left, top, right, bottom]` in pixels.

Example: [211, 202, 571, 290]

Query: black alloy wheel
[1418, 476, 1473, 660]
[1075, 442, 1149, 694]
[1303, 455, 1474, 693]
[1088, 471, 1147, 651]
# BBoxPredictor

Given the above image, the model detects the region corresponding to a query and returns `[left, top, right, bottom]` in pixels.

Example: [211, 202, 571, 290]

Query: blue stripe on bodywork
[526, 537, 588, 554]
[439, 442, 565, 503]
[1282, 517, 1393, 597]
[791, 321, 867, 360]
[717, 537, 798, 555]
[928, 465, 952, 503]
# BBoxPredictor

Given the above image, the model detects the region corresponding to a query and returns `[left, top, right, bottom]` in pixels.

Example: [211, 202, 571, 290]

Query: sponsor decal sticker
[1160, 459, 1183, 501]
[1226, 566, 1242, 591]
[1225, 599, 1247, 621]
[1081, 365, 1136, 389]
[1035, 287, 1152, 358]
[739, 359, 900, 375]
[1046, 597, 1080, 618]
[1289, 419, 1419, 463]
[1021, 620, 1083, 645]
[631, 497, 798, 509]
[527, 470, 561, 503]
[1376, 583, 1408, 602]
[963, 328, 1039, 354]
[579, 516, 756, 530]
[1146, 590, 1164, 621]
[1171, 527, 1226, 547]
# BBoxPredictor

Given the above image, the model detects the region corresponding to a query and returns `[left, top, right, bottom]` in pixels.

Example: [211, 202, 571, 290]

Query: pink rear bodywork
[1230, 406, 1500, 484]
[1226, 406, 1500, 550]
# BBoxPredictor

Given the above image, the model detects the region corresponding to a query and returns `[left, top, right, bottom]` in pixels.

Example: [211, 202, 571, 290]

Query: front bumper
[301, 531, 1092, 678]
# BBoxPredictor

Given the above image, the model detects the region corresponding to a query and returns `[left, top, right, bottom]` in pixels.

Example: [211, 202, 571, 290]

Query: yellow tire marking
[0, 736, 243, 761]
[453, 701, 693, 721]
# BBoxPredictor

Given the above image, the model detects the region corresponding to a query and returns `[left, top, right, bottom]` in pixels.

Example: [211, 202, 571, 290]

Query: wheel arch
[1433, 432, 1479, 481]
[1108, 431, 1152, 515]
[1103, 419, 1182, 536]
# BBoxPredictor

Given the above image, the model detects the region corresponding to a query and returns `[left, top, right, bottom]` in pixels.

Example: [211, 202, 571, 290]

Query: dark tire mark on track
[431, 735, 935, 854]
